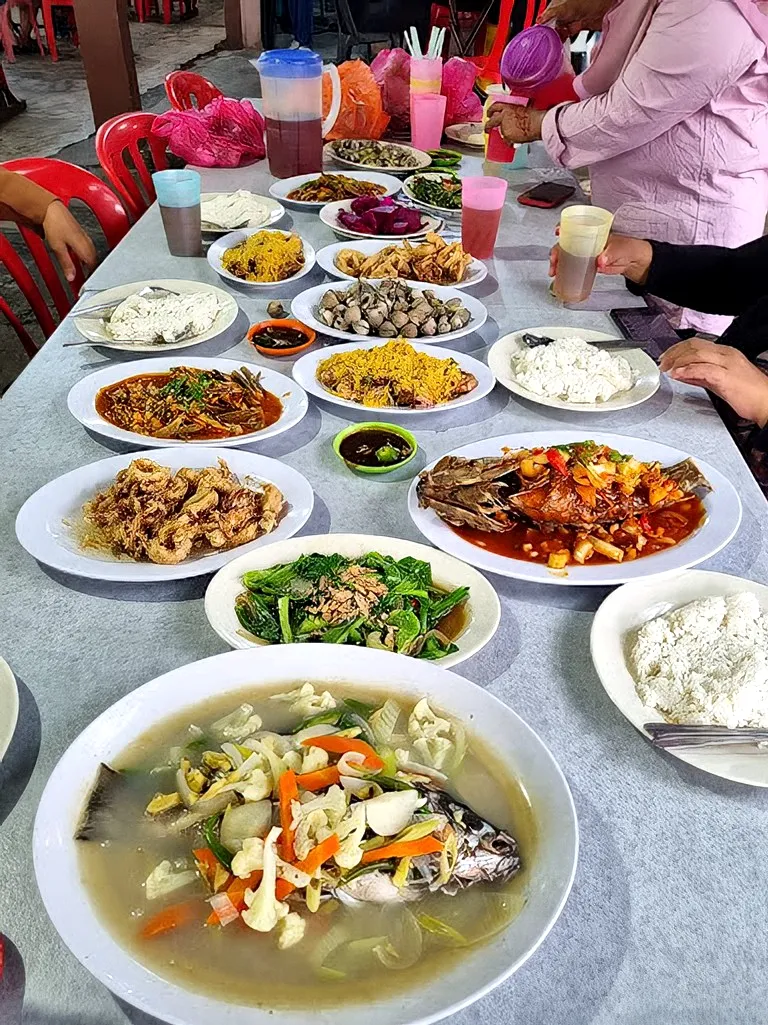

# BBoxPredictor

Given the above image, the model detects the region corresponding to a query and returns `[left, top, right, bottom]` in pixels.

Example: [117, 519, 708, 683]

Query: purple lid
[500, 25, 564, 92]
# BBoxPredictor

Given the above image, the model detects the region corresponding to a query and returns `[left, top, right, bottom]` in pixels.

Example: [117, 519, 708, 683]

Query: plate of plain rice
[591, 569, 768, 786]
[488, 326, 660, 412]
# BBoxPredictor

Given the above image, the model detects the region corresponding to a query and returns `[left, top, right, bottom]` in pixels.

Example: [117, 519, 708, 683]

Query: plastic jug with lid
[500, 25, 578, 109]
[254, 49, 327, 178]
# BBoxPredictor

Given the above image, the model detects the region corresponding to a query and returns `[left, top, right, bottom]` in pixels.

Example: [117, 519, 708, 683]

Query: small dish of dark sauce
[254, 325, 309, 349]
[339, 428, 413, 468]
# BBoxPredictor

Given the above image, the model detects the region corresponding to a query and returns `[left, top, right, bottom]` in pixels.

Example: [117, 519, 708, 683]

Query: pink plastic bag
[153, 97, 266, 168]
[371, 47, 412, 134]
[441, 57, 483, 126]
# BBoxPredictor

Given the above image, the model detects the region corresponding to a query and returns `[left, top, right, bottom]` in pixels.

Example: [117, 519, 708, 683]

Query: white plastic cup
[553, 204, 614, 302]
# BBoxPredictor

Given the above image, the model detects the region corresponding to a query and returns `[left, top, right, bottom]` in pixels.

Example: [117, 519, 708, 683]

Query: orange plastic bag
[322, 60, 390, 141]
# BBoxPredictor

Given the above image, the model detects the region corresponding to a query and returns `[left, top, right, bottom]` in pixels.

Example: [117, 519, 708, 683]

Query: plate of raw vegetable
[403, 172, 462, 218]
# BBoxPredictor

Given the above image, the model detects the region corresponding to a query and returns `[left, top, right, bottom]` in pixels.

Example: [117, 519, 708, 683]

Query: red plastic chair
[165, 70, 223, 111]
[1, 0, 46, 63]
[95, 111, 169, 221]
[0, 157, 130, 350]
[0, 295, 37, 361]
[42, 0, 75, 61]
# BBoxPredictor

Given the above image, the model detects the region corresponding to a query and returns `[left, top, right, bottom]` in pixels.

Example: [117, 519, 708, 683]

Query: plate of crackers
[315, 233, 487, 290]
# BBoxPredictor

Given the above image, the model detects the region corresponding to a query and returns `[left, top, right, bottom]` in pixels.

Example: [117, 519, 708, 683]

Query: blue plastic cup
[152, 170, 202, 256]
[152, 169, 201, 207]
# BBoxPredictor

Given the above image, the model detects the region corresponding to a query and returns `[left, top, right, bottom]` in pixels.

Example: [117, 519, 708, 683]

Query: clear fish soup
[77, 684, 536, 1009]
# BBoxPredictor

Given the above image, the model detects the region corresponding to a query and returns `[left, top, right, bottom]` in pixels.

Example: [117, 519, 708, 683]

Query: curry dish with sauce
[96, 366, 282, 442]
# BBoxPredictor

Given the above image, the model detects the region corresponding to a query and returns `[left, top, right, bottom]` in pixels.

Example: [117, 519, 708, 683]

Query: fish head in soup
[76, 685, 534, 1008]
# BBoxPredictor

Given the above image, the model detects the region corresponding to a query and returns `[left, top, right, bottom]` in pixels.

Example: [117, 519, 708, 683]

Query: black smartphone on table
[517, 182, 576, 209]
[610, 307, 681, 361]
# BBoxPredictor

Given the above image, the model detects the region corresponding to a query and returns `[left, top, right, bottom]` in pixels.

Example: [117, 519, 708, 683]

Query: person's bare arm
[0, 166, 56, 224]
[0, 167, 97, 281]
[537, 0, 613, 35]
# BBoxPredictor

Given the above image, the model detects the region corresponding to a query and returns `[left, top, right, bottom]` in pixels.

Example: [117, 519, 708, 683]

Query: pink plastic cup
[410, 56, 443, 95]
[461, 175, 508, 260]
[485, 93, 528, 163]
[411, 92, 447, 152]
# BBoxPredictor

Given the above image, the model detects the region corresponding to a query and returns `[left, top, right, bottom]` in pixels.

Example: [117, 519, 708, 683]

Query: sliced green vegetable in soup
[76, 686, 535, 1009]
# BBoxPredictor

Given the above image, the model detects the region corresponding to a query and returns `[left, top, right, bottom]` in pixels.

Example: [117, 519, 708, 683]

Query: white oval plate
[319, 199, 443, 241]
[292, 339, 495, 414]
[402, 173, 463, 220]
[591, 570, 768, 787]
[15, 447, 314, 583]
[324, 140, 432, 175]
[445, 122, 485, 148]
[268, 171, 403, 209]
[67, 357, 309, 449]
[315, 238, 487, 290]
[488, 327, 660, 412]
[34, 644, 577, 1025]
[205, 532, 501, 666]
[72, 280, 239, 353]
[200, 192, 285, 235]
[207, 229, 316, 290]
[291, 282, 487, 345]
[408, 430, 741, 586]
[0, 657, 19, 760]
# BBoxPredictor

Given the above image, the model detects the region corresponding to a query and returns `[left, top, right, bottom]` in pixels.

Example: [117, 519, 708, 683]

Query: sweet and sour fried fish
[417, 449, 711, 532]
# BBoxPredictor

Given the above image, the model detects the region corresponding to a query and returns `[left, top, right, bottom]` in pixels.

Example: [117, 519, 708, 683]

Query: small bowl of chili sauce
[248, 319, 316, 357]
[333, 422, 418, 475]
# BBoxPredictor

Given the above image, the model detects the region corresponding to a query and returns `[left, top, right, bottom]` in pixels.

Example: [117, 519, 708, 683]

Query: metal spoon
[73, 284, 181, 319]
[645, 722, 768, 750]
[522, 331, 645, 354]
[62, 323, 198, 348]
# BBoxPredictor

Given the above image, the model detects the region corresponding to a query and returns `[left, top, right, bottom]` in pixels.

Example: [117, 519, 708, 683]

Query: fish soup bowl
[34, 646, 577, 1025]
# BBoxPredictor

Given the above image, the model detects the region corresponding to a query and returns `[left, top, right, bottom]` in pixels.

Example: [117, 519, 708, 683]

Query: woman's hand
[549, 234, 654, 283]
[42, 200, 97, 282]
[537, 0, 613, 35]
[485, 104, 546, 145]
[661, 339, 768, 426]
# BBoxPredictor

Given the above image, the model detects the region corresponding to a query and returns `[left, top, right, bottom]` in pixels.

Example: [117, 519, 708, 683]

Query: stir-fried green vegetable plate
[234, 552, 469, 660]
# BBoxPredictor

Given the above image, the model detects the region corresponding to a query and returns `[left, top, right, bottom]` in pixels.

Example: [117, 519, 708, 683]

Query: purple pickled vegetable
[351, 195, 391, 214]
[338, 211, 375, 234]
[339, 198, 425, 235]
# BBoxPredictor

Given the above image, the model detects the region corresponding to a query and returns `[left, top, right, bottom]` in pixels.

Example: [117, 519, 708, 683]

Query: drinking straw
[408, 27, 422, 58]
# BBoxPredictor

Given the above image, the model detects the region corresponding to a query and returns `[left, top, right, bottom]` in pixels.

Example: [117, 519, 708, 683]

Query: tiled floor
[0, 0, 227, 160]
[0, 21, 339, 393]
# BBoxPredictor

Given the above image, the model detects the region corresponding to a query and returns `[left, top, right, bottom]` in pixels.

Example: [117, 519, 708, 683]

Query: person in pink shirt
[486, 0, 768, 333]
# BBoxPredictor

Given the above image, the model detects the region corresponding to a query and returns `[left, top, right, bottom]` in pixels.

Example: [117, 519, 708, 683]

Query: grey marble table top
[1, 148, 766, 1025]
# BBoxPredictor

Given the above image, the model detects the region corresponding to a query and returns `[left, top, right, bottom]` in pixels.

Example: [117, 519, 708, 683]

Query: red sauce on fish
[450, 498, 707, 567]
